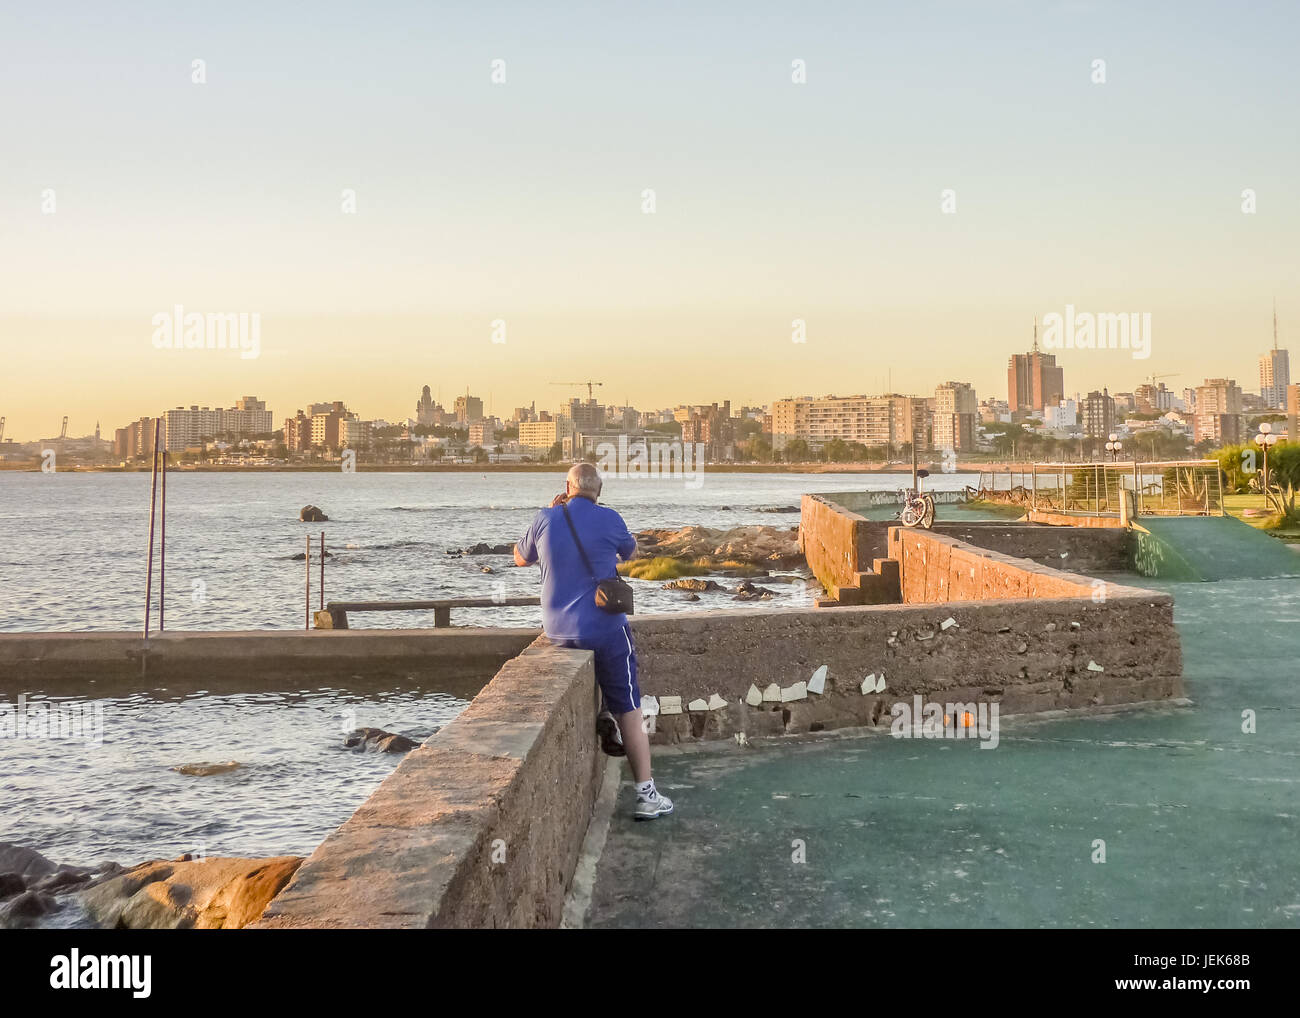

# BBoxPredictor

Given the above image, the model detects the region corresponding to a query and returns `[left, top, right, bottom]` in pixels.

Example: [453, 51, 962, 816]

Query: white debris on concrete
[808, 665, 828, 695]
[745, 684, 763, 706]
[659, 695, 682, 715]
[781, 681, 808, 702]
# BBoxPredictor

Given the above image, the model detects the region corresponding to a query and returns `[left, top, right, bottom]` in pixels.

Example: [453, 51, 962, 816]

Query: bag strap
[560, 502, 599, 581]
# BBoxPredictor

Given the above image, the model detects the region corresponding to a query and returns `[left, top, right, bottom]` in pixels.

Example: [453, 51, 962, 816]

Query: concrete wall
[799, 494, 892, 594]
[255, 639, 603, 929]
[0, 628, 539, 699]
[632, 588, 1182, 744]
[930, 521, 1130, 573]
[888, 528, 1121, 603]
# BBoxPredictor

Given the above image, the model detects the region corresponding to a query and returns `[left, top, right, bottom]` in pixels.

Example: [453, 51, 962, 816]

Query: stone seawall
[888, 528, 1115, 603]
[254, 639, 603, 929]
[929, 521, 1130, 573]
[631, 590, 1182, 744]
[0, 629, 539, 699]
[799, 494, 882, 594]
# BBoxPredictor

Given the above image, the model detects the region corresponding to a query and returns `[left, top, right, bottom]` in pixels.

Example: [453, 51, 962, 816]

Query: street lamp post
[1255, 422, 1279, 506]
[1105, 433, 1121, 463]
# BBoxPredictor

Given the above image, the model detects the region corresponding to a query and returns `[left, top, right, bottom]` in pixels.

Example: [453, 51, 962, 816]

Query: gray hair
[567, 462, 603, 498]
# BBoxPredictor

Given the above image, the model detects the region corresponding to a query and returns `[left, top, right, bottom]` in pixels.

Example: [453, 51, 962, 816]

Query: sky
[1, 0, 1297, 440]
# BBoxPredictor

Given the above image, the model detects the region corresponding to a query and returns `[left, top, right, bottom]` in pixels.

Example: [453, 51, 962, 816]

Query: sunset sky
[1, 0, 1297, 440]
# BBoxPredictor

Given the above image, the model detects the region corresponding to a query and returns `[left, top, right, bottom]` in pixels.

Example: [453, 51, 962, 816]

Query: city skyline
[3, 1, 1298, 440]
[1, 313, 1293, 443]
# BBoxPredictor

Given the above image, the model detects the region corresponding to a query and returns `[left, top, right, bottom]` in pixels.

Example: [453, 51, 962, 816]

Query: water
[1, 688, 464, 870]
[0, 470, 978, 632]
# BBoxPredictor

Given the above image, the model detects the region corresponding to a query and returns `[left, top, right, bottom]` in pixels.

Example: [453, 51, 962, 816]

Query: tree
[784, 438, 811, 462]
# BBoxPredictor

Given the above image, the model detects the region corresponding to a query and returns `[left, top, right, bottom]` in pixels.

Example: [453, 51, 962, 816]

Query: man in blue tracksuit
[514, 462, 673, 820]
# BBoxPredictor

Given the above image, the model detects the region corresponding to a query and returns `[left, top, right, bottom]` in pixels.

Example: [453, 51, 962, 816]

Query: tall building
[1260, 305, 1291, 409]
[415, 385, 440, 426]
[1192, 378, 1243, 445]
[933, 382, 977, 452]
[567, 398, 606, 432]
[771, 394, 924, 452]
[1080, 389, 1116, 439]
[1135, 383, 1174, 413]
[1288, 384, 1299, 446]
[156, 397, 274, 451]
[284, 410, 311, 452]
[114, 417, 160, 459]
[518, 420, 558, 455]
[679, 404, 735, 460]
[454, 394, 484, 424]
[1007, 322, 1065, 414]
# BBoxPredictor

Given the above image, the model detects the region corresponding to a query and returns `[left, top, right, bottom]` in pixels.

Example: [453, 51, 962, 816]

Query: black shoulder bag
[561, 502, 635, 615]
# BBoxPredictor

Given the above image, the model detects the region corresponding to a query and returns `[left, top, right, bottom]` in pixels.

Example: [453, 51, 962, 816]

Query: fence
[972, 460, 1224, 517]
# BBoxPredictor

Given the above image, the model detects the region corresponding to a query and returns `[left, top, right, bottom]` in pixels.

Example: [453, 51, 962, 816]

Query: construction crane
[550, 380, 604, 400]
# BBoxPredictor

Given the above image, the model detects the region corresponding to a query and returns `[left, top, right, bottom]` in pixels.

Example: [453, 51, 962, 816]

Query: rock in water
[78, 856, 303, 930]
[172, 761, 241, 776]
[0, 843, 58, 881]
[344, 727, 419, 753]
[0, 890, 57, 927]
[299, 505, 329, 522]
[662, 578, 725, 592]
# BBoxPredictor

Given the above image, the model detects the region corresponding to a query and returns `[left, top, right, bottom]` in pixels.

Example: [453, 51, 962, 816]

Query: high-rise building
[1080, 389, 1116, 439]
[933, 382, 977, 452]
[284, 410, 311, 451]
[567, 398, 606, 432]
[114, 417, 160, 459]
[518, 420, 558, 455]
[454, 394, 484, 424]
[1260, 306, 1290, 409]
[679, 404, 735, 460]
[1008, 322, 1065, 414]
[771, 394, 925, 451]
[1192, 378, 1242, 445]
[1135, 383, 1175, 413]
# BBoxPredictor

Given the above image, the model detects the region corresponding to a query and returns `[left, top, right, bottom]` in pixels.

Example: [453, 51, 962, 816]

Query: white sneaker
[635, 792, 674, 820]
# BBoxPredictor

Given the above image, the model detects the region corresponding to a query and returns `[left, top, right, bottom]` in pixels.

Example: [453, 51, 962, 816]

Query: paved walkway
[586, 577, 1300, 927]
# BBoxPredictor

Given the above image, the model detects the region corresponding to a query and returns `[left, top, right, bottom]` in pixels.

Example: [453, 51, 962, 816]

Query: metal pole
[1132, 460, 1139, 517]
[144, 420, 161, 644]
[306, 536, 311, 630]
[159, 446, 166, 632]
[320, 531, 325, 611]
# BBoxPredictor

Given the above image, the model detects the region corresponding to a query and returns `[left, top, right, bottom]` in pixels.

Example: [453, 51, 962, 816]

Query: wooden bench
[314, 597, 540, 630]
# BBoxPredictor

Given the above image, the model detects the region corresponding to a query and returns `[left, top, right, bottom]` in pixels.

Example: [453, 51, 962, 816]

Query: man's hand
[550, 492, 569, 507]
[513, 545, 532, 568]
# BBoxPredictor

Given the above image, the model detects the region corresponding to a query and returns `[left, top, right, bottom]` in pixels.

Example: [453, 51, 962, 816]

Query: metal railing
[973, 460, 1224, 517]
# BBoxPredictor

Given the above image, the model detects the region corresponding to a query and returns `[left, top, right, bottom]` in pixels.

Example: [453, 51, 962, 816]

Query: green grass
[618, 556, 769, 580]
[957, 499, 1029, 519]
[1222, 493, 1300, 541]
